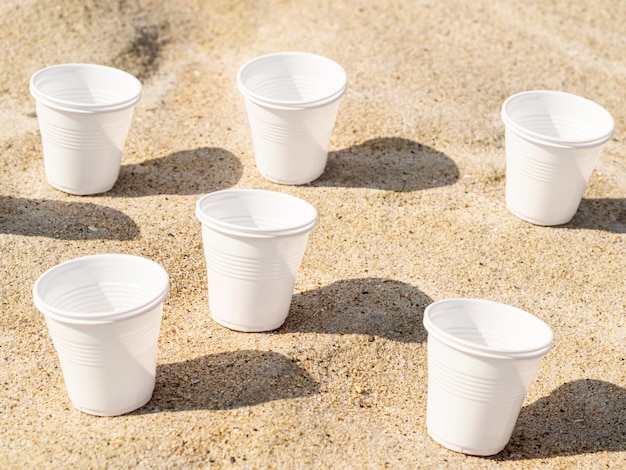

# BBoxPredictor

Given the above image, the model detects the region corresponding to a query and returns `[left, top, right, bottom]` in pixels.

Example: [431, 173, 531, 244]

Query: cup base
[507, 206, 574, 226]
[258, 171, 324, 186]
[73, 393, 153, 416]
[211, 314, 287, 333]
[428, 430, 506, 456]
[48, 180, 117, 196]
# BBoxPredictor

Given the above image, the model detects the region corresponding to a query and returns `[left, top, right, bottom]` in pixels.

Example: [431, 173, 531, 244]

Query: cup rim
[243, 83, 347, 110]
[237, 51, 347, 109]
[196, 189, 318, 238]
[29, 63, 142, 113]
[501, 90, 614, 148]
[424, 298, 554, 359]
[33, 254, 170, 324]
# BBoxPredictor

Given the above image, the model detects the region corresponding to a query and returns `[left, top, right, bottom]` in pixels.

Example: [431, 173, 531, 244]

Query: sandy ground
[1, 0, 625, 468]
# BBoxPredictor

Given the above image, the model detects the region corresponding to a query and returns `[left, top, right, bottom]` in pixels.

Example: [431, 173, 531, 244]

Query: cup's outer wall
[504, 127, 602, 226]
[245, 97, 341, 185]
[45, 304, 162, 416]
[201, 224, 311, 332]
[35, 101, 135, 195]
[426, 333, 542, 455]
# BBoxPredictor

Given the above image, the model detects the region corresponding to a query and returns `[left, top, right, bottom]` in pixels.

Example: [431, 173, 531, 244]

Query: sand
[1, 0, 624, 468]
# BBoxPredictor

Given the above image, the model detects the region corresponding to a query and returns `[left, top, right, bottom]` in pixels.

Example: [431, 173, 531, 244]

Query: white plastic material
[423, 298, 553, 456]
[501, 90, 614, 225]
[30, 63, 142, 195]
[237, 52, 347, 109]
[196, 189, 317, 332]
[237, 52, 347, 185]
[243, 98, 342, 184]
[33, 254, 170, 416]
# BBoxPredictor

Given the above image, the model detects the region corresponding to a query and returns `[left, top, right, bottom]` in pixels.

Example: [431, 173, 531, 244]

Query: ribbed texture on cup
[252, 76, 329, 102]
[505, 141, 598, 184]
[423, 298, 553, 359]
[501, 90, 614, 148]
[213, 214, 292, 232]
[49, 317, 160, 367]
[49, 89, 127, 107]
[243, 82, 346, 110]
[424, 299, 552, 456]
[441, 325, 528, 350]
[38, 109, 131, 151]
[196, 189, 318, 238]
[33, 254, 170, 324]
[51, 283, 155, 315]
[513, 115, 590, 141]
[204, 242, 304, 281]
[237, 52, 347, 109]
[428, 345, 535, 403]
[248, 106, 338, 145]
[30, 63, 142, 113]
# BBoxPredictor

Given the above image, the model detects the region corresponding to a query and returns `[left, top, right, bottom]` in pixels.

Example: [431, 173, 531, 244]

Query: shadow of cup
[0, 196, 139, 240]
[312, 137, 459, 191]
[107, 147, 243, 197]
[280, 277, 431, 343]
[494, 379, 626, 460]
[135, 350, 319, 413]
[563, 198, 626, 233]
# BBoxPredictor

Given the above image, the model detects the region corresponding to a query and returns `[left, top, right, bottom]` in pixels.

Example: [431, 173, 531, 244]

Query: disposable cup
[196, 189, 317, 332]
[30, 63, 142, 195]
[501, 90, 614, 225]
[33, 254, 170, 416]
[423, 298, 553, 456]
[237, 52, 347, 108]
[237, 52, 347, 184]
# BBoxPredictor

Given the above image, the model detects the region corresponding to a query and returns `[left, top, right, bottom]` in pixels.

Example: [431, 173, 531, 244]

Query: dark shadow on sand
[311, 137, 459, 191]
[493, 379, 626, 460]
[107, 147, 243, 197]
[562, 198, 626, 233]
[279, 278, 430, 343]
[135, 350, 319, 413]
[0, 196, 139, 240]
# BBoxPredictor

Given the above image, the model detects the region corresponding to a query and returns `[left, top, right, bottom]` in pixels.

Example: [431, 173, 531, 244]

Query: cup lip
[195, 188, 318, 238]
[33, 253, 170, 324]
[423, 298, 554, 360]
[243, 84, 347, 110]
[29, 63, 142, 113]
[501, 90, 614, 148]
[237, 51, 347, 109]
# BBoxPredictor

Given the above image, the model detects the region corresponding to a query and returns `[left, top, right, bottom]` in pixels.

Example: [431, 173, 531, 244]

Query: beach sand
[1, 0, 624, 468]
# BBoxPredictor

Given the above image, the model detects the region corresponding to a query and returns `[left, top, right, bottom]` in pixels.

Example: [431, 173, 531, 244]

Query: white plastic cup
[501, 90, 614, 225]
[237, 52, 347, 185]
[30, 63, 142, 195]
[33, 254, 170, 416]
[195, 189, 317, 332]
[423, 298, 553, 456]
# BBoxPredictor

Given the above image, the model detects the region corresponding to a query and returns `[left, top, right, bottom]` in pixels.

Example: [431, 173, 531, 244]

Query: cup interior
[33, 254, 170, 323]
[424, 298, 553, 359]
[196, 189, 318, 237]
[238, 52, 347, 107]
[30, 63, 142, 111]
[501, 90, 614, 147]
